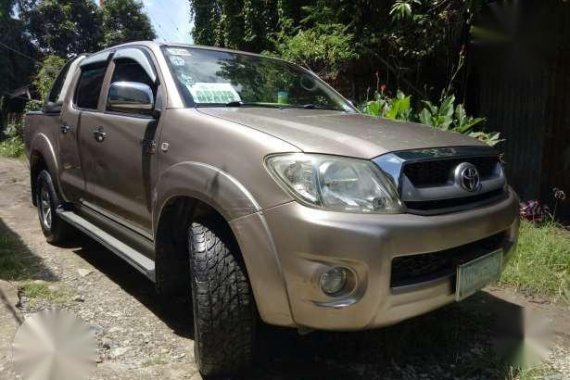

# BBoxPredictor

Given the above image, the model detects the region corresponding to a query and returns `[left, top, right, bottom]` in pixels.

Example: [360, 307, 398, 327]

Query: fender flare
[29, 133, 63, 201]
[153, 161, 261, 229]
[153, 161, 294, 326]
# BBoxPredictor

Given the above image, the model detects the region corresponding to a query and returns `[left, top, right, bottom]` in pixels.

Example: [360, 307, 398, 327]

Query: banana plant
[418, 95, 456, 130]
[364, 90, 411, 121]
[362, 90, 502, 147]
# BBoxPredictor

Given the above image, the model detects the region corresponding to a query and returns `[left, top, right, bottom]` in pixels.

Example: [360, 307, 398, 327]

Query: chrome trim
[400, 176, 505, 202]
[107, 81, 154, 112]
[373, 152, 406, 188]
[372, 146, 498, 189]
[372, 146, 505, 215]
[454, 162, 482, 192]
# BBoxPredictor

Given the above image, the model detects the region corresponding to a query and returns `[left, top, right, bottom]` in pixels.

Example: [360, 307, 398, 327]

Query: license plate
[456, 250, 503, 301]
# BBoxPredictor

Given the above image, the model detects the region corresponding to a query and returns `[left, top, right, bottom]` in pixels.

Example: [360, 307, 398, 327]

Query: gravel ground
[0, 157, 568, 380]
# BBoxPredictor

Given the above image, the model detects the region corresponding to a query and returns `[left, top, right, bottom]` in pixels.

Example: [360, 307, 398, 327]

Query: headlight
[266, 153, 403, 213]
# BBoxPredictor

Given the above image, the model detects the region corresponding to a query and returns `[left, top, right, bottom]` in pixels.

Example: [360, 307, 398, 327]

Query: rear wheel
[36, 170, 73, 244]
[188, 220, 255, 377]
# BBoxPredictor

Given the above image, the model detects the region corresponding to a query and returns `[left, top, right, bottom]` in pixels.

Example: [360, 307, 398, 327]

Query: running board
[57, 210, 156, 282]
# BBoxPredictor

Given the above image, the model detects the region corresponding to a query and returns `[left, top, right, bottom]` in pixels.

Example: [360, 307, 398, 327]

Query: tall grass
[501, 221, 570, 302]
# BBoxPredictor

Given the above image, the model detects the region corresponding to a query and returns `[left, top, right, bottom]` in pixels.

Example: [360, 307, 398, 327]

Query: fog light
[320, 267, 348, 295]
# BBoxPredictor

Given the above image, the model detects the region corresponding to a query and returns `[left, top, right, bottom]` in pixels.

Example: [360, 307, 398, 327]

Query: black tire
[188, 221, 255, 377]
[35, 170, 73, 244]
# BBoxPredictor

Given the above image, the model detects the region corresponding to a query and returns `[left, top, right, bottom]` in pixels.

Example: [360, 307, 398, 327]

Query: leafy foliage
[390, 0, 420, 21]
[0, 122, 24, 158]
[33, 55, 66, 102]
[102, 0, 155, 47]
[20, 0, 103, 57]
[19, 0, 154, 57]
[271, 23, 358, 77]
[363, 91, 502, 146]
[0, 1, 37, 110]
[418, 95, 484, 132]
[364, 90, 412, 121]
[189, 0, 479, 100]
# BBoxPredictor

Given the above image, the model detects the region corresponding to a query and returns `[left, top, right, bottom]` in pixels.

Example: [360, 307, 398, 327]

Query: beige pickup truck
[24, 41, 520, 377]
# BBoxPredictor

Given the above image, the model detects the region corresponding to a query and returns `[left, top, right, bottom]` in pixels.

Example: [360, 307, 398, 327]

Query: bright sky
[141, 0, 193, 44]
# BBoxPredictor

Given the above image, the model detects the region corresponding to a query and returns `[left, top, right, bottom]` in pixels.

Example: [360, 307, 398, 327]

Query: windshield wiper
[225, 100, 246, 107]
[302, 104, 339, 110]
[222, 101, 340, 110]
[224, 101, 281, 108]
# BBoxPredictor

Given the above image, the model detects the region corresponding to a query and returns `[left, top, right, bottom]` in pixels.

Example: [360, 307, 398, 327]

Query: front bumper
[231, 189, 520, 331]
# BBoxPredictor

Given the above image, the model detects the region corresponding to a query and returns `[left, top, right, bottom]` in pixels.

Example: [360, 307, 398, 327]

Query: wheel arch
[153, 195, 228, 296]
[29, 134, 60, 207]
[152, 162, 293, 325]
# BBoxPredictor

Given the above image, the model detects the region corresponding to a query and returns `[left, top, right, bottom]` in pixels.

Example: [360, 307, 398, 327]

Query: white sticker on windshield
[168, 55, 185, 66]
[187, 83, 241, 104]
[166, 48, 193, 56]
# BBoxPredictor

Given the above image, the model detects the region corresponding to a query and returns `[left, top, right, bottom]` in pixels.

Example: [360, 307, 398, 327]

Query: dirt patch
[0, 157, 568, 379]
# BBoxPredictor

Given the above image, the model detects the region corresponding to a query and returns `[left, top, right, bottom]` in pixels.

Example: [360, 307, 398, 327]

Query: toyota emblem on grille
[454, 162, 482, 192]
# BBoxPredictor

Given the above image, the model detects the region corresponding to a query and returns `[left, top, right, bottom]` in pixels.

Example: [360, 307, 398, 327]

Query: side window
[106, 59, 156, 114]
[47, 60, 73, 104]
[75, 65, 107, 110]
[111, 59, 154, 89]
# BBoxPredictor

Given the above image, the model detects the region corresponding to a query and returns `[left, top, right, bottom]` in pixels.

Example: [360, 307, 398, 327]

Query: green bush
[362, 91, 502, 146]
[0, 122, 25, 158]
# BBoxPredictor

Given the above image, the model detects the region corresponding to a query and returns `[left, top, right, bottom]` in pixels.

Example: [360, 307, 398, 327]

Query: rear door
[78, 47, 160, 236]
[52, 55, 88, 201]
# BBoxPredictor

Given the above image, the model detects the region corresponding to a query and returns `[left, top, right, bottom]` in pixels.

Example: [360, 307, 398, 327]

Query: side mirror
[43, 101, 62, 114]
[108, 81, 154, 114]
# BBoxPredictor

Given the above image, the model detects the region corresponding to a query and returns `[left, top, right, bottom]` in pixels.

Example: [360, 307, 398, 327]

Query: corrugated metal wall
[468, 0, 570, 219]
[541, 8, 570, 219]
[475, 66, 549, 201]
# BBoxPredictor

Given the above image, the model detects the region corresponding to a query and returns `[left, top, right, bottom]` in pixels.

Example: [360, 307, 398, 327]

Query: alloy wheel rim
[39, 185, 52, 229]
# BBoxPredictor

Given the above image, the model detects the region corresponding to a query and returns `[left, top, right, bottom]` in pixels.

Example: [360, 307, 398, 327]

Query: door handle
[93, 127, 106, 142]
[60, 124, 71, 134]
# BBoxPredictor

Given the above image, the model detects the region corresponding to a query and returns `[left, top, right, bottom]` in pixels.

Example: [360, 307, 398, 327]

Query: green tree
[188, 0, 480, 101]
[33, 55, 66, 102]
[102, 0, 155, 47]
[189, 0, 220, 46]
[20, 0, 103, 57]
[0, 0, 14, 19]
[0, 0, 37, 127]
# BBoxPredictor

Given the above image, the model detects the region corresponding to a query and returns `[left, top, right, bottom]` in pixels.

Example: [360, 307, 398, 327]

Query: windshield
[162, 46, 355, 112]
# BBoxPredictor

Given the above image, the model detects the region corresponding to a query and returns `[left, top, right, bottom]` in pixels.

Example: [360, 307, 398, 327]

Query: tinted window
[106, 59, 155, 114]
[48, 60, 73, 104]
[75, 65, 106, 110]
[111, 59, 154, 88]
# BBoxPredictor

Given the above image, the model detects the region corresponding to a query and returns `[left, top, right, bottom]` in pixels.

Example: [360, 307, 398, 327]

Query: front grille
[403, 156, 499, 188]
[405, 188, 507, 215]
[390, 232, 506, 289]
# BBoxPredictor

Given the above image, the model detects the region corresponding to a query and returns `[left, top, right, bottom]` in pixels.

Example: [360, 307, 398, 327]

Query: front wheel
[35, 170, 73, 244]
[188, 221, 255, 377]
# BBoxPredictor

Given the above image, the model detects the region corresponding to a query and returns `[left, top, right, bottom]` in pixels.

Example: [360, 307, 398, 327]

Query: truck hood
[197, 107, 486, 159]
